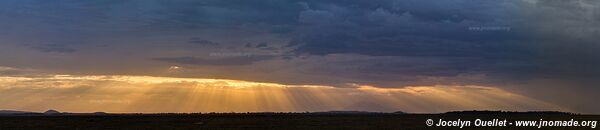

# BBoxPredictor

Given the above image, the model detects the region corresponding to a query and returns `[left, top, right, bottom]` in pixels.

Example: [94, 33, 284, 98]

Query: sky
[0, 0, 598, 113]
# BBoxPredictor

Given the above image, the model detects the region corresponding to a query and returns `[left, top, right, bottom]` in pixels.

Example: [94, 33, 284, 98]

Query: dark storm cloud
[0, 0, 598, 86]
[286, 0, 600, 84]
[516, 0, 600, 79]
[276, 0, 539, 85]
[294, 0, 520, 42]
[140, 0, 305, 29]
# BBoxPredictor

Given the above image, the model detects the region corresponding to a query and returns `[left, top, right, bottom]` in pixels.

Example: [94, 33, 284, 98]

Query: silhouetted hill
[92, 112, 108, 115]
[393, 111, 407, 114]
[43, 110, 61, 115]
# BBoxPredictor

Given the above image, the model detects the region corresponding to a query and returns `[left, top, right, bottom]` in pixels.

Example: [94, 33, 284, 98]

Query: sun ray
[0, 75, 567, 113]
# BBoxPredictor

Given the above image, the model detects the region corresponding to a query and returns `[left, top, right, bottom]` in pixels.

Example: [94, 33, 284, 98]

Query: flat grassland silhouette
[0, 110, 598, 130]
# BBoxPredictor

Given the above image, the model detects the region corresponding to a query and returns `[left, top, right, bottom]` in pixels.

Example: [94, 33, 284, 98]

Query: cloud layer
[0, 0, 598, 113]
[0, 74, 564, 113]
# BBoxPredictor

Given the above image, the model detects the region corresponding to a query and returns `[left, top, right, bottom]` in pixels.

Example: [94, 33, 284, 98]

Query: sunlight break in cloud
[0, 74, 566, 113]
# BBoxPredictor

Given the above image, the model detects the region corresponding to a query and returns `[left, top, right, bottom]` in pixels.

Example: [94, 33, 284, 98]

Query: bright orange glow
[0, 75, 568, 113]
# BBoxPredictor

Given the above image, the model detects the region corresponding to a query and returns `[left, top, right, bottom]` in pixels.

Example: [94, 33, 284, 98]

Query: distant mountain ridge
[0, 110, 41, 115]
[0, 110, 38, 114]
[0, 109, 107, 116]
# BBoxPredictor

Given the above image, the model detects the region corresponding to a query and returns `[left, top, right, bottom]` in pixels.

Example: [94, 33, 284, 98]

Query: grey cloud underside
[0, 0, 598, 87]
[28, 44, 77, 53]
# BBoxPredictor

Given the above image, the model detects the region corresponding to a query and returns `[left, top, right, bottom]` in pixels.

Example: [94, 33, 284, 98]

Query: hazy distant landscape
[1, 110, 598, 130]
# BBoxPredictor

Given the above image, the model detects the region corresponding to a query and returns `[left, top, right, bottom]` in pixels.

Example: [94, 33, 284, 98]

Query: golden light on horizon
[0, 75, 568, 113]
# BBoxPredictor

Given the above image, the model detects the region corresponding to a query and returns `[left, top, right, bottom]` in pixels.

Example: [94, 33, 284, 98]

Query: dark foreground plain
[0, 112, 598, 130]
